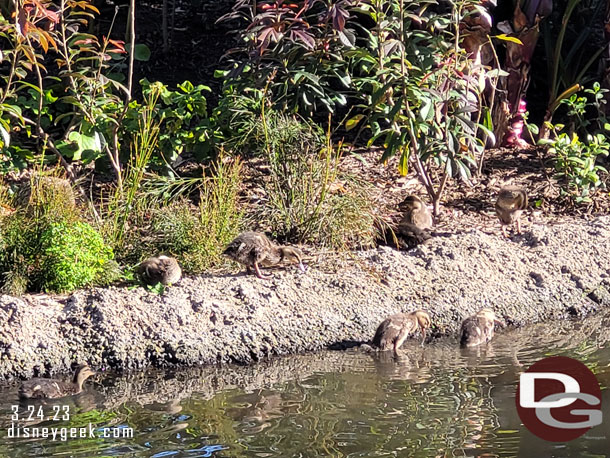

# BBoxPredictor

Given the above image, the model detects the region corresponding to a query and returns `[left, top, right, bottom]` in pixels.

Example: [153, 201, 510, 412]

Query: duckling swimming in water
[372, 310, 432, 354]
[460, 308, 505, 347]
[19, 365, 96, 399]
[137, 255, 182, 286]
[223, 231, 306, 279]
[495, 186, 528, 236]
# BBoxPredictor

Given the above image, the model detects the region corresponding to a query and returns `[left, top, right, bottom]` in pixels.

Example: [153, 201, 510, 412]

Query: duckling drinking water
[495, 186, 528, 236]
[19, 365, 96, 399]
[137, 255, 182, 286]
[460, 308, 505, 347]
[372, 310, 432, 354]
[223, 231, 306, 279]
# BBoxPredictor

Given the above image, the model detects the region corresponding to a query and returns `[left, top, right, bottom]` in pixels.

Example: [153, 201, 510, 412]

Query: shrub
[219, 0, 356, 115]
[0, 175, 117, 294]
[123, 80, 221, 168]
[16, 175, 78, 224]
[257, 112, 377, 248]
[0, 215, 117, 294]
[545, 131, 609, 204]
[347, 0, 487, 215]
[149, 157, 243, 273]
[39, 221, 116, 293]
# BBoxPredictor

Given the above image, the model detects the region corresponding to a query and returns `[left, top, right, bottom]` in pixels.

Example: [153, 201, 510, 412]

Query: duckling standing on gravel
[223, 231, 306, 279]
[19, 365, 96, 399]
[460, 309, 505, 347]
[394, 195, 434, 248]
[495, 186, 528, 236]
[137, 255, 182, 286]
[372, 310, 432, 354]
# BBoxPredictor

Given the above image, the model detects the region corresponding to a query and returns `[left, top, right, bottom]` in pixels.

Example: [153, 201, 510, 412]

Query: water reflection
[0, 310, 610, 456]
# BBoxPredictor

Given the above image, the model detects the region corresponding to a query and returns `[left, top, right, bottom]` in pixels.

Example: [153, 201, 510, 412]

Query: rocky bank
[1, 216, 609, 381]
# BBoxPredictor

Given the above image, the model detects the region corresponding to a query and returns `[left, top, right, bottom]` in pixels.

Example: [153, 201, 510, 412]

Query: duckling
[398, 195, 433, 230]
[394, 195, 434, 249]
[495, 186, 528, 236]
[460, 308, 505, 347]
[223, 231, 306, 279]
[136, 255, 182, 286]
[19, 365, 96, 399]
[372, 310, 432, 354]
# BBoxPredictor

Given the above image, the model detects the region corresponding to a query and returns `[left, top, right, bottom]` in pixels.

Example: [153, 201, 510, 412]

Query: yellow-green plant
[99, 83, 162, 252]
[259, 111, 377, 249]
[0, 174, 116, 294]
[149, 156, 243, 273]
[543, 130, 609, 204]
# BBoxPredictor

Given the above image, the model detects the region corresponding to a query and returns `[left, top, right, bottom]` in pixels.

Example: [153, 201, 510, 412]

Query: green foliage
[39, 221, 116, 293]
[0, 0, 129, 175]
[557, 82, 610, 137]
[101, 84, 162, 254]
[257, 112, 377, 248]
[347, 0, 486, 214]
[219, 0, 355, 115]
[213, 85, 266, 155]
[544, 130, 609, 203]
[0, 182, 116, 295]
[123, 80, 220, 167]
[0, 2, 221, 180]
[149, 157, 243, 273]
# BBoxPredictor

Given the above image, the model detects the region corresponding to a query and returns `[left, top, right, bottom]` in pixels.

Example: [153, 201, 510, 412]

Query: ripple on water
[1, 311, 610, 457]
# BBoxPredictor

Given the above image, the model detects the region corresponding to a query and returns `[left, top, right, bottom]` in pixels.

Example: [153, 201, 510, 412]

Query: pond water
[1, 311, 610, 457]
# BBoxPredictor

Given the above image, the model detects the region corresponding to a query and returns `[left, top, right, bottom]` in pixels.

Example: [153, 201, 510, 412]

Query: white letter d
[520, 373, 580, 408]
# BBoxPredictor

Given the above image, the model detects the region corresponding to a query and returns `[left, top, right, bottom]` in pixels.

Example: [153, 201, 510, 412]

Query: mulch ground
[340, 145, 610, 236]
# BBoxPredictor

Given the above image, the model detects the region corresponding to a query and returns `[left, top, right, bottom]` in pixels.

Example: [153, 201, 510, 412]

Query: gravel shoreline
[1, 216, 609, 381]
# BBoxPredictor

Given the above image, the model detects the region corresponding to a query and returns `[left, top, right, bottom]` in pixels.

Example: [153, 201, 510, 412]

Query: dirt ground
[339, 145, 610, 235]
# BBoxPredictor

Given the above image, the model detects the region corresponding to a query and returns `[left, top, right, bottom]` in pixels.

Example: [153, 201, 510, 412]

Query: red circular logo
[516, 356, 602, 442]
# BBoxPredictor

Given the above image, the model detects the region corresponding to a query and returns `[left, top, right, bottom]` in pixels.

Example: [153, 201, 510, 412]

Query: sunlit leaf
[493, 34, 523, 45]
[345, 114, 365, 131]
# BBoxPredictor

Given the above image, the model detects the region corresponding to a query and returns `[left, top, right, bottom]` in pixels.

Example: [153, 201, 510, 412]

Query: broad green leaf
[345, 114, 365, 131]
[133, 43, 151, 61]
[0, 124, 9, 148]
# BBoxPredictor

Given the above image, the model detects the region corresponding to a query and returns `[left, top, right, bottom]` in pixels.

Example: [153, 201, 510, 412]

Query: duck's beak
[298, 262, 307, 273]
[420, 327, 427, 347]
[494, 319, 506, 328]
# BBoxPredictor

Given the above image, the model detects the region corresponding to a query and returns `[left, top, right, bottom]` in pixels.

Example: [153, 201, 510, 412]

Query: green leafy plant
[219, 0, 356, 115]
[543, 129, 609, 203]
[557, 82, 610, 137]
[123, 79, 220, 168]
[39, 221, 116, 293]
[348, 0, 487, 215]
[0, 175, 117, 294]
[213, 85, 267, 155]
[0, 0, 153, 182]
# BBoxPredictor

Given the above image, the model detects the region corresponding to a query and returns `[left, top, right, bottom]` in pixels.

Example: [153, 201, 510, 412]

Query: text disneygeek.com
[6, 405, 133, 441]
